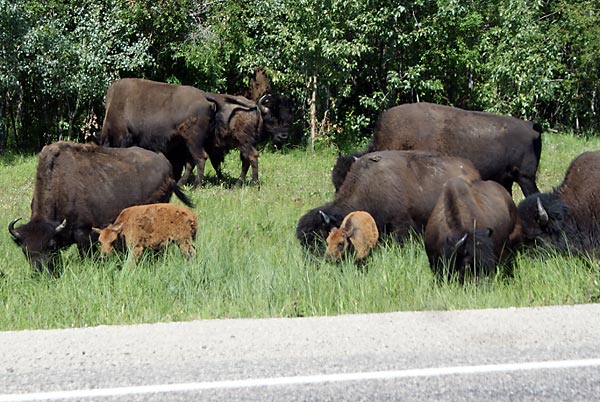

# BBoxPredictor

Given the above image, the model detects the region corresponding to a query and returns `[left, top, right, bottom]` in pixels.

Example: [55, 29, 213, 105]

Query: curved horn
[257, 94, 270, 114]
[536, 197, 549, 225]
[319, 210, 331, 225]
[8, 218, 22, 240]
[55, 219, 67, 233]
[454, 233, 468, 249]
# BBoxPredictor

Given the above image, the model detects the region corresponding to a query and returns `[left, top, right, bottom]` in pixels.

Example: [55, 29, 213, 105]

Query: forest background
[0, 0, 598, 152]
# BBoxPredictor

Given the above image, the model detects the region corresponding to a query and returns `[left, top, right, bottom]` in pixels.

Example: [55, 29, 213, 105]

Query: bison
[424, 177, 519, 281]
[332, 102, 543, 196]
[8, 141, 192, 273]
[297, 150, 481, 251]
[517, 151, 600, 257]
[93, 203, 197, 261]
[101, 78, 215, 187]
[326, 211, 379, 262]
[199, 92, 291, 185]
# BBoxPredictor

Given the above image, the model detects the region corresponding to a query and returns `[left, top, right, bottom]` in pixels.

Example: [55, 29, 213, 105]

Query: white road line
[1, 358, 599, 401]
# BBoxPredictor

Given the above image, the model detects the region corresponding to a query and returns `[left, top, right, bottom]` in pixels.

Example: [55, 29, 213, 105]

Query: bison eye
[337, 242, 344, 250]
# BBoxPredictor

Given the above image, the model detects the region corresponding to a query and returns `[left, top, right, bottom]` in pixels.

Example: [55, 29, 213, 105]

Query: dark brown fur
[101, 78, 215, 187]
[297, 150, 481, 251]
[8, 141, 191, 273]
[424, 177, 519, 281]
[369, 102, 543, 196]
[517, 151, 600, 257]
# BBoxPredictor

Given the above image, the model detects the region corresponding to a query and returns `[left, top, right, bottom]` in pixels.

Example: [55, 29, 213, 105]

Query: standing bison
[297, 150, 480, 251]
[333, 102, 542, 196]
[8, 141, 192, 273]
[101, 78, 215, 187]
[424, 177, 519, 281]
[517, 151, 600, 257]
[201, 92, 290, 185]
[101, 78, 293, 187]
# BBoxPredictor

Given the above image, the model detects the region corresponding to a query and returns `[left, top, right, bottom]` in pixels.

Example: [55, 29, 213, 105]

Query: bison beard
[8, 141, 192, 274]
[297, 150, 481, 253]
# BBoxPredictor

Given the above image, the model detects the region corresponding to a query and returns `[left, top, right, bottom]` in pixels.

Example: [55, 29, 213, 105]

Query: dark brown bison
[297, 150, 481, 251]
[517, 151, 600, 257]
[332, 102, 543, 196]
[199, 92, 291, 185]
[100, 78, 215, 187]
[424, 177, 519, 281]
[8, 141, 192, 273]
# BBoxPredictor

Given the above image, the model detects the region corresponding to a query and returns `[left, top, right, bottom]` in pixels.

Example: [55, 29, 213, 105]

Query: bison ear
[110, 223, 124, 233]
[92, 227, 102, 234]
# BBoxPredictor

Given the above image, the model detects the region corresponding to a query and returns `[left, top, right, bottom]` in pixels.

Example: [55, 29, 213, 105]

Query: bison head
[257, 94, 293, 147]
[517, 194, 570, 251]
[296, 206, 345, 253]
[92, 223, 124, 256]
[8, 217, 67, 273]
[442, 229, 496, 280]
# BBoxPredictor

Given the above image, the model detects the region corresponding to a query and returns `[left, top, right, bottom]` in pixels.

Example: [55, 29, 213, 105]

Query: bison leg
[517, 175, 540, 197]
[239, 146, 259, 185]
[180, 240, 196, 257]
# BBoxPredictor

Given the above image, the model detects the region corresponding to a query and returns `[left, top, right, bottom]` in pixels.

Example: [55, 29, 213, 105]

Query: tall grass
[1, 132, 599, 330]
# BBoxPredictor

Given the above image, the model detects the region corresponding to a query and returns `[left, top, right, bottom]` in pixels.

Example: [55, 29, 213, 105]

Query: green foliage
[0, 0, 599, 151]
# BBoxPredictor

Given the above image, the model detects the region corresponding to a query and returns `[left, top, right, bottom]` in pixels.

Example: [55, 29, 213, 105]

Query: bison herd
[6, 78, 600, 281]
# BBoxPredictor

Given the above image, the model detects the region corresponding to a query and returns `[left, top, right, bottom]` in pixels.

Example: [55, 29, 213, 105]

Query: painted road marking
[1, 358, 599, 401]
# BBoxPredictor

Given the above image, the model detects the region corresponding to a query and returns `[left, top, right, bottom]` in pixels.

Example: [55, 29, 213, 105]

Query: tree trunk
[309, 74, 317, 151]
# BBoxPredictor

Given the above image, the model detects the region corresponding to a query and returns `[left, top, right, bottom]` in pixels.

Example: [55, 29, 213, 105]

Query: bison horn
[55, 219, 67, 233]
[8, 218, 22, 241]
[257, 94, 270, 114]
[536, 197, 549, 225]
[454, 233, 468, 249]
[319, 210, 331, 225]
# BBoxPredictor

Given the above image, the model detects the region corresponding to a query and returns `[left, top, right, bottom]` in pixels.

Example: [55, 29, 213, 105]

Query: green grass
[1, 132, 600, 330]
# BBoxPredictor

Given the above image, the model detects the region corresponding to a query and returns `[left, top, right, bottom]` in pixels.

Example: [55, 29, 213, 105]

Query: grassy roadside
[0, 132, 599, 330]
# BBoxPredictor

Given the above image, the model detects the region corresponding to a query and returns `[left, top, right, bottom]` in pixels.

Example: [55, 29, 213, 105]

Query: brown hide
[424, 177, 518, 280]
[8, 142, 188, 273]
[372, 102, 542, 196]
[326, 211, 379, 262]
[101, 78, 214, 187]
[94, 203, 197, 260]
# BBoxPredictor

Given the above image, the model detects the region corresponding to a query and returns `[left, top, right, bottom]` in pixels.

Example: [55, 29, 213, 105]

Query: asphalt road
[1, 304, 599, 401]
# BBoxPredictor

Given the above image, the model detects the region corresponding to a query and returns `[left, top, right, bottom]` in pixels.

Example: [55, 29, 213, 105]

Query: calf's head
[93, 223, 124, 256]
[8, 218, 67, 273]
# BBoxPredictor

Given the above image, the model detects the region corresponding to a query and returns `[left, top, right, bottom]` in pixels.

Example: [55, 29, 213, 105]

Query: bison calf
[93, 203, 197, 261]
[326, 211, 379, 262]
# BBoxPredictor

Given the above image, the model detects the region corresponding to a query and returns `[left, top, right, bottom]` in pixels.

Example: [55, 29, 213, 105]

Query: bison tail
[172, 183, 194, 208]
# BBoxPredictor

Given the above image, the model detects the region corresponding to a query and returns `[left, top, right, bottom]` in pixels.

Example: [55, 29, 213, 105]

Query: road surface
[1, 304, 599, 401]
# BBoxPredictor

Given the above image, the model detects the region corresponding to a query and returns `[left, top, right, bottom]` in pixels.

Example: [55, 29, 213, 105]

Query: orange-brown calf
[326, 211, 379, 262]
[93, 203, 197, 261]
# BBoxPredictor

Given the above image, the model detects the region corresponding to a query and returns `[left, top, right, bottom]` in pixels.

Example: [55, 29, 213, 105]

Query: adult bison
[7, 141, 192, 273]
[100, 78, 215, 187]
[424, 177, 519, 281]
[297, 150, 480, 252]
[517, 151, 600, 257]
[199, 92, 291, 185]
[333, 102, 543, 196]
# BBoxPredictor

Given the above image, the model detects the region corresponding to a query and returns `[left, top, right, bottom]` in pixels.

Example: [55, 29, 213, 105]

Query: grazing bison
[7, 141, 192, 273]
[424, 177, 519, 281]
[333, 102, 543, 196]
[93, 203, 197, 261]
[326, 211, 379, 262]
[101, 78, 215, 187]
[297, 150, 480, 251]
[517, 151, 600, 257]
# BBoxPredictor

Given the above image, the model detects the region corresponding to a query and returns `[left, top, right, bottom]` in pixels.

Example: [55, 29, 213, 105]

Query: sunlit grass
[0, 132, 599, 330]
